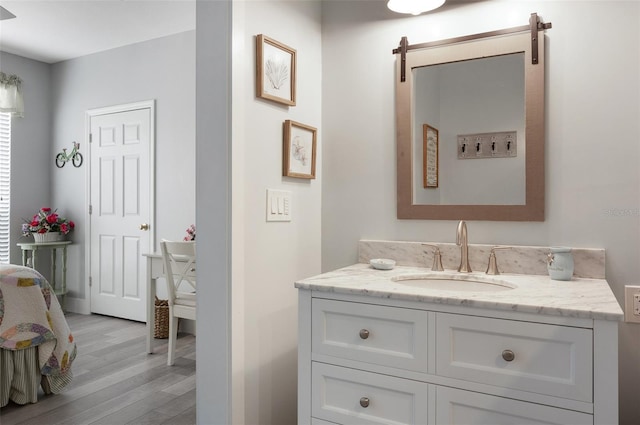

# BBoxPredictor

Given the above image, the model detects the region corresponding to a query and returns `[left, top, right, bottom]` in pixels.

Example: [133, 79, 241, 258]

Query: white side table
[17, 241, 72, 309]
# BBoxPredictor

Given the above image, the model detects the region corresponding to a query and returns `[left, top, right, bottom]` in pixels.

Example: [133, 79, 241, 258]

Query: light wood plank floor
[0, 313, 196, 425]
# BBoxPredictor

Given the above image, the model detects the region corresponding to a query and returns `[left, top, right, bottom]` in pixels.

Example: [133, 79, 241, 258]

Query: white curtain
[0, 72, 23, 118]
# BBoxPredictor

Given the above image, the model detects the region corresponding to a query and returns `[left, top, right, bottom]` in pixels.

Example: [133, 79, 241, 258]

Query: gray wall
[50, 31, 196, 307]
[321, 1, 640, 423]
[0, 52, 52, 265]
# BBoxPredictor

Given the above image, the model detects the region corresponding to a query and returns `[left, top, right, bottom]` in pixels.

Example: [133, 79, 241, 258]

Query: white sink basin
[391, 274, 516, 292]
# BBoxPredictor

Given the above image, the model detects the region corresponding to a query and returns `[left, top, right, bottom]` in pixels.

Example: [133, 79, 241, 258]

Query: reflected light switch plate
[266, 189, 292, 222]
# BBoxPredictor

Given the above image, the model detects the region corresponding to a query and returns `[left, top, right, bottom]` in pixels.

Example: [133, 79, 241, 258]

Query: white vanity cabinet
[298, 291, 619, 425]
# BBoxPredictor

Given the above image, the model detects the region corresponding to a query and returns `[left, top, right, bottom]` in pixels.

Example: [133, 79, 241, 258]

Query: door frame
[84, 100, 156, 315]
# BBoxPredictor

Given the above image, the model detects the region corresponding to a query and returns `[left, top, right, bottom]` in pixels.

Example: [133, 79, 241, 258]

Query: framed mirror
[395, 20, 548, 221]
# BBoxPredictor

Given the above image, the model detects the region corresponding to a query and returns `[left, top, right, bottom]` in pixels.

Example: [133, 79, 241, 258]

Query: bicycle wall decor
[55, 141, 83, 168]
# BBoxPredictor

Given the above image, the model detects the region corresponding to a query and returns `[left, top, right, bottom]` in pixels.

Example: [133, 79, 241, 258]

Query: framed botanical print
[256, 34, 297, 106]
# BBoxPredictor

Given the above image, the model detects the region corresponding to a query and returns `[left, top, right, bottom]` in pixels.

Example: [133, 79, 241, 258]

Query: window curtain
[0, 72, 23, 118]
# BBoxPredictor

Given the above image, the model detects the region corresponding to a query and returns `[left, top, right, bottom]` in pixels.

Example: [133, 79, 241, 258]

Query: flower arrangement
[184, 224, 196, 241]
[22, 207, 75, 236]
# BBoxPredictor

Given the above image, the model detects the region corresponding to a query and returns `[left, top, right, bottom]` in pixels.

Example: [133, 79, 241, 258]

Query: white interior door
[89, 102, 154, 322]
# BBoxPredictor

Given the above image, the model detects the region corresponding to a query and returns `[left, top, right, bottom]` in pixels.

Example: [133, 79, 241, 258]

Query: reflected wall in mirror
[413, 53, 525, 205]
[396, 28, 547, 221]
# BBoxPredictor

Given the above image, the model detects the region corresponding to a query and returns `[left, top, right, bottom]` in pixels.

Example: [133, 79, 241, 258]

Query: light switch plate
[266, 189, 292, 222]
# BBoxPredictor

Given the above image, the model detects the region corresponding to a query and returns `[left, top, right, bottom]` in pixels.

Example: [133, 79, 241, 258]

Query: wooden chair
[160, 240, 196, 366]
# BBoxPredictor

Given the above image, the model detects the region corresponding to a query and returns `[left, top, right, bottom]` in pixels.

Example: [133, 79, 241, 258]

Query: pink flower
[22, 207, 76, 237]
[184, 224, 196, 241]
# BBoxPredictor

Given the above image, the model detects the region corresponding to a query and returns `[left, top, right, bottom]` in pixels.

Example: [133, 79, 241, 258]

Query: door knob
[139, 223, 150, 231]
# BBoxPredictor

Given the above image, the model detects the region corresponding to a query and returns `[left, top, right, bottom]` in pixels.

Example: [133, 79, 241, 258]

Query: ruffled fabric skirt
[0, 347, 73, 407]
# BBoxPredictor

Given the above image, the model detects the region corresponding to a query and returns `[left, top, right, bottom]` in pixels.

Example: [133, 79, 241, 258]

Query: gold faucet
[421, 244, 444, 271]
[486, 246, 511, 275]
[456, 220, 472, 272]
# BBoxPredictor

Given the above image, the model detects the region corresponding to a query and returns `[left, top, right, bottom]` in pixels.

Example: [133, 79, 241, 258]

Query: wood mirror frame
[396, 26, 547, 221]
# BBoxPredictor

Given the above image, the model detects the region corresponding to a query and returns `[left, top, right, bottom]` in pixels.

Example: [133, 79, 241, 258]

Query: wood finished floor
[0, 313, 196, 425]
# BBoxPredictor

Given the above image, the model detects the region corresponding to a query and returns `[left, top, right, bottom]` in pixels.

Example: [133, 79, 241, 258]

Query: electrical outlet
[624, 285, 640, 323]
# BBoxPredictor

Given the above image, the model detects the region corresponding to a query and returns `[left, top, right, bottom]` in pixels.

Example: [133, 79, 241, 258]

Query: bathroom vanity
[296, 242, 622, 425]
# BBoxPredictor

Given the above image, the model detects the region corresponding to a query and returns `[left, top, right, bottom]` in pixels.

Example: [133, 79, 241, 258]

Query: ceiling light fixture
[387, 0, 446, 16]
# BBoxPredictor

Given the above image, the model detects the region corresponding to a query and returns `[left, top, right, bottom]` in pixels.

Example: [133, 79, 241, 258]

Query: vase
[33, 232, 66, 243]
[546, 247, 574, 281]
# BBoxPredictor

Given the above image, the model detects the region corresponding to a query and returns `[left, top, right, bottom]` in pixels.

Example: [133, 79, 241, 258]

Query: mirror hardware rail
[393, 12, 552, 82]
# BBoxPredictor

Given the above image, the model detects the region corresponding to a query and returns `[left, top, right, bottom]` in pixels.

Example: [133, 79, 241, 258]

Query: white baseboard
[181, 319, 196, 335]
[64, 296, 90, 315]
[63, 297, 195, 335]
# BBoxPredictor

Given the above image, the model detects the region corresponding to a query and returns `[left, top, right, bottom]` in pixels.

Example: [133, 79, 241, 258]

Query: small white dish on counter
[369, 258, 396, 270]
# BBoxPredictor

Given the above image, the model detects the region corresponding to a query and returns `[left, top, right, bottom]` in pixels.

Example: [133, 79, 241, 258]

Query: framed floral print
[283, 120, 316, 179]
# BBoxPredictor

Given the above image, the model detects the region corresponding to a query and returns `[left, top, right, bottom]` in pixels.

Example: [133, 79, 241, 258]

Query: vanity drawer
[312, 298, 428, 372]
[436, 313, 593, 402]
[436, 387, 593, 425]
[312, 362, 429, 425]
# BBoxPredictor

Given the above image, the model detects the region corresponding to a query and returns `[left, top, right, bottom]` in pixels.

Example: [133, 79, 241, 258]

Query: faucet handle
[486, 246, 511, 275]
[422, 244, 444, 271]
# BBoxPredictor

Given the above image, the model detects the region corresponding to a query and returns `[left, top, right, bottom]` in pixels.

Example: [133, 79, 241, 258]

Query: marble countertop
[295, 263, 623, 321]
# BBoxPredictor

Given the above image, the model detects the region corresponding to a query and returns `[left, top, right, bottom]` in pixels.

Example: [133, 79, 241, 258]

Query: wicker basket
[33, 232, 66, 243]
[154, 297, 169, 339]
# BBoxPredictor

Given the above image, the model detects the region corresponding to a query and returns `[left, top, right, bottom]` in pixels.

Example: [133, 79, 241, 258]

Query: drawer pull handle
[359, 329, 370, 339]
[359, 397, 370, 408]
[502, 349, 515, 362]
